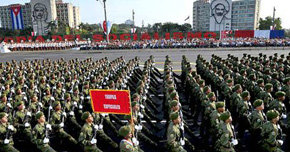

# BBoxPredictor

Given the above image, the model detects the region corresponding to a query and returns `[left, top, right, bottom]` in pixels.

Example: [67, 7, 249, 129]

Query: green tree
[259, 16, 282, 30]
[179, 23, 192, 32]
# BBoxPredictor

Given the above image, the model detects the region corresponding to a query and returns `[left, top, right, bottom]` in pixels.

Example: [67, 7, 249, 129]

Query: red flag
[103, 21, 107, 33]
[90, 90, 131, 115]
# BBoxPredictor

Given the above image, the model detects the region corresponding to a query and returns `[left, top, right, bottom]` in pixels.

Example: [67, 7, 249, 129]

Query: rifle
[45, 98, 53, 139]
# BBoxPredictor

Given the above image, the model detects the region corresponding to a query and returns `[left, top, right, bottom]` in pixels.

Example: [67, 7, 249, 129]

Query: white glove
[23, 96, 27, 101]
[138, 124, 143, 130]
[80, 96, 84, 100]
[138, 112, 144, 118]
[145, 90, 148, 94]
[69, 111, 74, 116]
[22, 92, 26, 95]
[4, 139, 9, 144]
[103, 82, 106, 85]
[277, 140, 283, 146]
[49, 106, 53, 110]
[59, 122, 64, 128]
[8, 125, 14, 131]
[25, 122, 30, 127]
[73, 101, 77, 106]
[38, 102, 43, 107]
[50, 97, 55, 101]
[7, 103, 12, 108]
[90, 138, 97, 144]
[282, 114, 287, 119]
[231, 139, 238, 146]
[94, 125, 99, 130]
[180, 139, 185, 146]
[132, 137, 139, 146]
[46, 124, 52, 130]
[105, 77, 109, 80]
[26, 112, 32, 117]
[62, 112, 67, 117]
[142, 96, 147, 101]
[86, 96, 91, 100]
[79, 105, 83, 109]
[101, 113, 108, 117]
[43, 137, 49, 144]
[52, 86, 56, 90]
[140, 104, 145, 109]
[62, 89, 66, 92]
[98, 124, 103, 130]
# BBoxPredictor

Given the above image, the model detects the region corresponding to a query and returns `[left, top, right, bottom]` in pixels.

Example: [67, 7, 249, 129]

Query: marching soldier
[167, 112, 186, 152]
[0, 112, 19, 152]
[119, 125, 143, 152]
[79, 112, 102, 152]
[260, 110, 284, 152]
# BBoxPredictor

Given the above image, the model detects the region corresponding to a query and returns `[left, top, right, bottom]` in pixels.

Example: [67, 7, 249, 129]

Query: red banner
[90, 90, 131, 115]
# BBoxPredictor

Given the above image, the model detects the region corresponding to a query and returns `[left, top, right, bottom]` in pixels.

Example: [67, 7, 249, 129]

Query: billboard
[210, 0, 232, 31]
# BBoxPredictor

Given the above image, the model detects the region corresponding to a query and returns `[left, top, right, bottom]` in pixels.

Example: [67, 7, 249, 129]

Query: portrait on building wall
[32, 3, 48, 22]
[210, 0, 230, 24]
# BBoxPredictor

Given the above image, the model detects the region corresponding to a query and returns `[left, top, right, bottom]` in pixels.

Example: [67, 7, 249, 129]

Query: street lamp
[97, 0, 109, 42]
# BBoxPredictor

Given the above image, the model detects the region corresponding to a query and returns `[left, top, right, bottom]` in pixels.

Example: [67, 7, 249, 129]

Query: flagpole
[272, 7, 276, 30]
[97, 0, 109, 42]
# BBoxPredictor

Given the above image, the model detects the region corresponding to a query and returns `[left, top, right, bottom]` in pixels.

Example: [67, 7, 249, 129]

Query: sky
[1, 0, 290, 29]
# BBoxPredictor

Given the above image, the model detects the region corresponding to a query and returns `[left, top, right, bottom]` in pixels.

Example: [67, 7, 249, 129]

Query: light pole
[97, 0, 109, 42]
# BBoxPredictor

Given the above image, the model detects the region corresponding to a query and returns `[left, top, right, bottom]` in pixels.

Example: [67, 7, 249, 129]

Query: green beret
[53, 101, 60, 108]
[241, 91, 249, 98]
[257, 79, 264, 84]
[124, 115, 131, 120]
[272, 72, 278, 79]
[15, 101, 24, 107]
[170, 100, 179, 108]
[119, 125, 131, 137]
[0, 112, 7, 119]
[132, 93, 139, 99]
[240, 69, 245, 74]
[220, 112, 231, 121]
[199, 79, 205, 85]
[266, 110, 279, 120]
[131, 101, 138, 107]
[216, 102, 225, 109]
[253, 99, 263, 108]
[109, 80, 114, 85]
[81, 112, 91, 120]
[45, 87, 50, 92]
[170, 112, 179, 121]
[248, 74, 255, 79]
[84, 81, 89, 85]
[207, 92, 215, 99]
[203, 86, 210, 93]
[35, 112, 44, 120]
[227, 79, 233, 83]
[64, 93, 70, 99]
[168, 87, 175, 93]
[233, 84, 241, 92]
[73, 87, 78, 91]
[170, 92, 177, 99]
[264, 83, 273, 90]
[275, 91, 286, 97]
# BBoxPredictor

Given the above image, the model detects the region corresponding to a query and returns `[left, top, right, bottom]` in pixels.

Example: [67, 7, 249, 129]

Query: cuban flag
[10, 5, 24, 30]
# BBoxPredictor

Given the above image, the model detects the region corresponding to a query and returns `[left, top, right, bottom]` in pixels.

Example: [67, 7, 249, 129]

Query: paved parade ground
[1, 47, 290, 70]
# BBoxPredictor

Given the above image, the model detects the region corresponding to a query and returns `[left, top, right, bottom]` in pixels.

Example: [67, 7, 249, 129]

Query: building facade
[192, 0, 210, 31]
[231, 0, 261, 30]
[0, 3, 32, 30]
[192, 0, 260, 31]
[56, 2, 74, 28]
[0, 0, 80, 35]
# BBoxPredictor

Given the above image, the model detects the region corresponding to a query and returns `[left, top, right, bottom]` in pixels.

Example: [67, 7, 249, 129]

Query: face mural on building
[32, 3, 48, 22]
[211, 0, 230, 24]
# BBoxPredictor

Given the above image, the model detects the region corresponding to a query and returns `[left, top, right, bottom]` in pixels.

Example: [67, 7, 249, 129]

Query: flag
[10, 5, 24, 30]
[131, 28, 136, 33]
[184, 16, 190, 21]
[102, 21, 112, 35]
[90, 90, 131, 115]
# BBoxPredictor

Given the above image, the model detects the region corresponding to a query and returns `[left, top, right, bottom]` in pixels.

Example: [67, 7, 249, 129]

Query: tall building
[56, 2, 74, 28]
[73, 6, 81, 29]
[192, 0, 210, 31]
[192, 0, 261, 31]
[231, 0, 261, 30]
[0, 3, 32, 30]
[0, 0, 81, 35]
